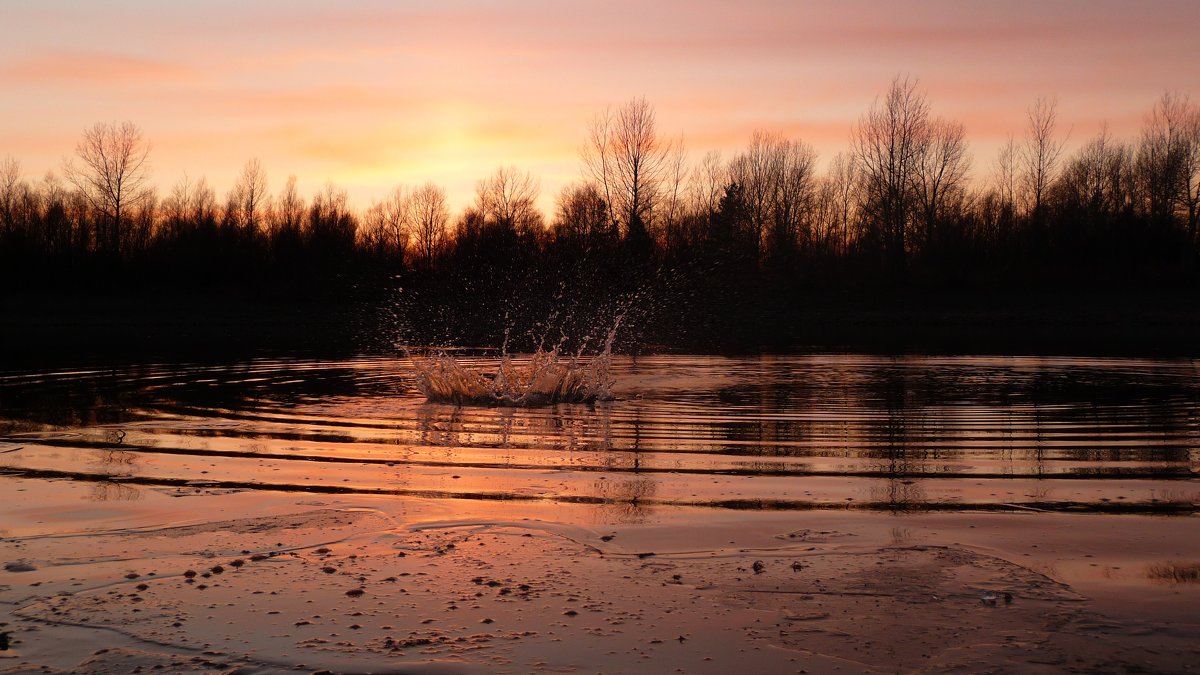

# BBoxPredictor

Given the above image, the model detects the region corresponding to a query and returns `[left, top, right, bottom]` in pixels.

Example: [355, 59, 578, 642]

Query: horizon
[2, 0, 1199, 214]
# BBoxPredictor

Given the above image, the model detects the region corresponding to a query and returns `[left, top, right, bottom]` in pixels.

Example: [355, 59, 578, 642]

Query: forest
[2, 78, 1199, 353]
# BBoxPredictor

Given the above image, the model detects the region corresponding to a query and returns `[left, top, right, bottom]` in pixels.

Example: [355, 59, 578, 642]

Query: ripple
[0, 354, 1197, 512]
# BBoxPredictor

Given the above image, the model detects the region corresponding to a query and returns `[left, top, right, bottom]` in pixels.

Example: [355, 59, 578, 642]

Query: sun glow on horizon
[1, 1, 1197, 216]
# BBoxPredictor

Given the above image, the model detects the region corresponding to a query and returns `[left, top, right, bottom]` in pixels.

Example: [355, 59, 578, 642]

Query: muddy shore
[2, 479, 1198, 674]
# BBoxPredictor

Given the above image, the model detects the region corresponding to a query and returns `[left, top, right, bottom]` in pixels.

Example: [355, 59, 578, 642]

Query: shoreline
[3, 289, 1200, 365]
[2, 480, 1199, 673]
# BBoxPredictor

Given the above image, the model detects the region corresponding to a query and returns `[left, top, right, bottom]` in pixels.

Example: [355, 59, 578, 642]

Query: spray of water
[409, 316, 621, 406]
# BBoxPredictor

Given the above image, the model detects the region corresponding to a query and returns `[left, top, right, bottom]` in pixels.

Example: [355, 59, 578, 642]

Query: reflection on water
[1147, 561, 1200, 583]
[90, 479, 142, 502]
[84, 447, 143, 501]
[591, 476, 658, 524]
[0, 354, 1197, 514]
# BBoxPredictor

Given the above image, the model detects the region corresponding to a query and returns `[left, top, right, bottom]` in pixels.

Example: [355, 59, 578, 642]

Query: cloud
[1, 0, 1197, 212]
[0, 50, 191, 86]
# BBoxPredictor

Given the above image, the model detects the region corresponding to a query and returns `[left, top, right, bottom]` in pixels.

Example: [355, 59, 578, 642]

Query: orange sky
[2, 0, 1198, 213]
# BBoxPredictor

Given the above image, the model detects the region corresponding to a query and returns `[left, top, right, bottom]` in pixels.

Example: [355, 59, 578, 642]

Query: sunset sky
[2, 0, 1198, 213]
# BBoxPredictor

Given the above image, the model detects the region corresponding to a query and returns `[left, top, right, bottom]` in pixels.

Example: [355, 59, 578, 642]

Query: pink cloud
[1, 0, 1197, 212]
[0, 50, 191, 86]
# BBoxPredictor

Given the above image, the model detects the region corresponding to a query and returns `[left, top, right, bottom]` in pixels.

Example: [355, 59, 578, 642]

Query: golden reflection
[416, 405, 466, 449]
[414, 400, 618, 455]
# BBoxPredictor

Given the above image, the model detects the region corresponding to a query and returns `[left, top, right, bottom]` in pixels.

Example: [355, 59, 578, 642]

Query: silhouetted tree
[820, 151, 859, 256]
[162, 174, 193, 240]
[228, 158, 269, 235]
[4, 89, 1200, 352]
[1137, 92, 1200, 242]
[553, 182, 612, 247]
[62, 121, 152, 255]
[0, 157, 21, 240]
[688, 150, 726, 218]
[1020, 97, 1066, 225]
[37, 171, 73, 256]
[991, 135, 1021, 242]
[1058, 128, 1134, 220]
[914, 118, 970, 255]
[475, 165, 542, 239]
[853, 77, 930, 277]
[273, 175, 305, 245]
[726, 131, 818, 269]
[583, 97, 671, 247]
[709, 181, 755, 261]
[411, 182, 449, 271]
[125, 187, 158, 254]
[658, 139, 688, 259]
[307, 182, 356, 252]
[361, 185, 412, 259]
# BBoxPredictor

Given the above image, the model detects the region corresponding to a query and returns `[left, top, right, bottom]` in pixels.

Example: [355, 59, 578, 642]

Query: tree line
[2, 78, 1199, 346]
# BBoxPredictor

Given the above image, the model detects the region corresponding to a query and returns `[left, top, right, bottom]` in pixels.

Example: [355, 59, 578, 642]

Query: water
[1, 354, 1197, 512]
[408, 319, 619, 405]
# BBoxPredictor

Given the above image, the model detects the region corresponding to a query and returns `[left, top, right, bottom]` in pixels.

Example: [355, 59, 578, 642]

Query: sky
[2, 0, 1198, 214]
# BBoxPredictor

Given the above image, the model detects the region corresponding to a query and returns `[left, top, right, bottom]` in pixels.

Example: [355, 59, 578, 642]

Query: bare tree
[126, 188, 158, 254]
[229, 158, 269, 234]
[161, 174, 217, 238]
[853, 76, 930, 273]
[914, 117, 970, 250]
[1137, 92, 1200, 239]
[273, 175, 305, 240]
[37, 171, 75, 254]
[192, 177, 218, 229]
[475, 165, 542, 237]
[1020, 97, 1066, 222]
[992, 135, 1020, 223]
[1059, 126, 1134, 219]
[582, 97, 669, 244]
[63, 121, 152, 254]
[1184, 109, 1200, 241]
[726, 131, 817, 257]
[773, 137, 818, 253]
[688, 150, 726, 216]
[553, 182, 611, 244]
[659, 138, 688, 257]
[411, 182, 449, 270]
[0, 157, 21, 238]
[307, 181, 356, 249]
[825, 152, 859, 253]
[729, 131, 782, 252]
[363, 185, 412, 257]
[162, 174, 195, 238]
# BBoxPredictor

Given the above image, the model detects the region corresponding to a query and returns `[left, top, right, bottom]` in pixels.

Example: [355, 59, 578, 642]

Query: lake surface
[1, 354, 1197, 514]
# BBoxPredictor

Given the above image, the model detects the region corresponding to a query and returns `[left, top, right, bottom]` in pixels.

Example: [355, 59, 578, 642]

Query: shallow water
[1, 354, 1197, 513]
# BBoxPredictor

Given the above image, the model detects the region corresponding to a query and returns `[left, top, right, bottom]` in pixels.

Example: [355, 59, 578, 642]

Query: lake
[2, 353, 1197, 511]
[1, 353, 1198, 672]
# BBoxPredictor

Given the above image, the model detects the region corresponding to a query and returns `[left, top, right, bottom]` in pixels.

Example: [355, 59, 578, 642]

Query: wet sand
[2, 478, 1198, 674]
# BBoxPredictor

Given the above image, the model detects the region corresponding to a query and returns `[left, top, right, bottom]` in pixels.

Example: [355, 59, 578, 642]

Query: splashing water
[408, 318, 621, 406]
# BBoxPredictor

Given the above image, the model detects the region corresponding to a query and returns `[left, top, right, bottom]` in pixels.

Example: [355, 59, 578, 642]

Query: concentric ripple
[1, 354, 1197, 512]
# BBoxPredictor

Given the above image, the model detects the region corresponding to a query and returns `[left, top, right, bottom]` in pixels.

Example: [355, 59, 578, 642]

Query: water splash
[409, 318, 620, 406]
